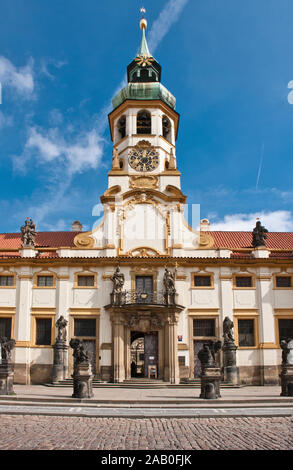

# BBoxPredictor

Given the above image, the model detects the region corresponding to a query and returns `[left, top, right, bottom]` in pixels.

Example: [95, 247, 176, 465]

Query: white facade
[1, 21, 293, 386]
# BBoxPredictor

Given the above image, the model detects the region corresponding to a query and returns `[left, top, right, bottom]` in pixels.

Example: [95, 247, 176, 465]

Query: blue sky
[1, 0, 293, 233]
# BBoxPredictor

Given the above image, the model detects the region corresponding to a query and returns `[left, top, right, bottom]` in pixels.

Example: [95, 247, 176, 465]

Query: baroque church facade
[1, 18, 293, 386]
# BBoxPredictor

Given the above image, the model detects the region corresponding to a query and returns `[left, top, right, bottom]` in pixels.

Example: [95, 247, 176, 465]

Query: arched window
[137, 110, 151, 135]
[162, 115, 171, 141]
[117, 115, 126, 140]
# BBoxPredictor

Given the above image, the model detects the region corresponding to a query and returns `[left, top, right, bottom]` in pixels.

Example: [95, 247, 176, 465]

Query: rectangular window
[0, 276, 14, 287]
[37, 275, 54, 287]
[278, 319, 293, 344]
[238, 319, 255, 347]
[36, 318, 52, 346]
[77, 275, 95, 287]
[74, 319, 96, 337]
[193, 319, 215, 337]
[0, 318, 12, 339]
[193, 275, 212, 287]
[276, 276, 292, 288]
[235, 276, 253, 288]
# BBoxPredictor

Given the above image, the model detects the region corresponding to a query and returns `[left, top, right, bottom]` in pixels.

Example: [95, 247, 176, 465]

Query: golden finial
[140, 7, 147, 30]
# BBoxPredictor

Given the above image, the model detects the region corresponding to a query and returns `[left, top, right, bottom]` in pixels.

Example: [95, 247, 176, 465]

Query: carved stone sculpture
[0, 337, 16, 395]
[0, 337, 15, 362]
[69, 339, 90, 365]
[198, 340, 221, 369]
[163, 268, 176, 305]
[222, 317, 239, 385]
[198, 340, 222, 399]
[56, 316, 68, 342]
[280, 338, 293, 396]
[110, 264, 125, 306]
[252, 220, 268, 248]
[223, 317, 234, 344]
[51, 316, 69, 383]
[69, 339, 93, 399]
[280, 339, 293, 366]
[21, 218, 36, 247]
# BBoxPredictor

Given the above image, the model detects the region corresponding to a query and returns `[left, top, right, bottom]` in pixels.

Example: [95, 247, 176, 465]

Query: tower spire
[138, 7, 151, 58]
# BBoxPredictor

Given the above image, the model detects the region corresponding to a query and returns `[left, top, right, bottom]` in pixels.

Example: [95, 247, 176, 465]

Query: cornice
[0, 256, 293, 268]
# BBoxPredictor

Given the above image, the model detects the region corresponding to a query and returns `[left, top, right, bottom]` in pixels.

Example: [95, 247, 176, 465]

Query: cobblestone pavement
[0, 415, 292, 450]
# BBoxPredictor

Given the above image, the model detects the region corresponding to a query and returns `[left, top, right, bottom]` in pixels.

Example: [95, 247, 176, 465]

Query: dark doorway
[130, 331, 158, 378]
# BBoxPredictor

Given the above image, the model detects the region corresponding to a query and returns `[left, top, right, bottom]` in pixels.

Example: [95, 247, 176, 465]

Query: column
[56, 269, 70, 379]
[14, 269, 33, 384]
[256, 268, 276, 384]
[164, 312, 180, 384]
[111, 313, 125, 383]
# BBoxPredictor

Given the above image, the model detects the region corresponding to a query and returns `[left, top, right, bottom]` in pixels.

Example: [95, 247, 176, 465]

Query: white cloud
[210, 211, 293, 232]
[0, 111, 13, 129]
[0, 56, 34, 97]
[15, 125, 105, 176]
[148, 0, 189, 53]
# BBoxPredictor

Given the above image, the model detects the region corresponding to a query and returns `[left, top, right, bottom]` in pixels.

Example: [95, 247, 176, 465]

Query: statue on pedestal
[197, 340, 222, 399]
[252, 220, 268, 248]
[56, 316, 68, 342]
[163, 268, 176, 305]
[0, 337, 16, 395]
[223, 317, 235, 344]
[21, 218, 37, 247]
[280, 338, 293, 397]
[0, 337, 15, 362]
[280, 339, 293, 365]
[69, 339, 93, 399]
[69, 339, 90, 365]
[111, 264, 125, 305]
[198, 340, 222, 369]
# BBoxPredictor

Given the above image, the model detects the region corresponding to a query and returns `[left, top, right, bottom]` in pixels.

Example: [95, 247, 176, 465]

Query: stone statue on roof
[252, 220, 268, 248]
[21, 218, 36, 247]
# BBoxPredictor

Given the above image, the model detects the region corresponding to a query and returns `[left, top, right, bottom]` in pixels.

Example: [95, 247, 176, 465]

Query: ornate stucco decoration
[127, 312, 163, 331]
[129, 175, 159, 190]
[74, 232, 95, 249]
[197, 232, 214, 249]
[126, 247, 163, 257]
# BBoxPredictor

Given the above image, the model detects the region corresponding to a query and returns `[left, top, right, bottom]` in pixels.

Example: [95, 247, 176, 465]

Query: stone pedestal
[280, 365, 293, 397]
[222, 341, 239, 385]
[51, 341, 68, 383]
[199, 367, 221, 399]
[72, 362, 93, 399]
[0, 362, 15, 395]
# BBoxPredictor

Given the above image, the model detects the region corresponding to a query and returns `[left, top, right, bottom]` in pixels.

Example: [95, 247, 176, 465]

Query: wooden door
[144, 332, 158, 378]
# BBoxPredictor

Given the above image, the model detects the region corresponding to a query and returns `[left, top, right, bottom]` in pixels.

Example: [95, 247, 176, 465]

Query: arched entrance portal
[130, 331, 158, 379]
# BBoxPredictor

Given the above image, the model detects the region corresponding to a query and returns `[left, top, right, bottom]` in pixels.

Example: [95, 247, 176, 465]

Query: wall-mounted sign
[178, 335, 183, 342]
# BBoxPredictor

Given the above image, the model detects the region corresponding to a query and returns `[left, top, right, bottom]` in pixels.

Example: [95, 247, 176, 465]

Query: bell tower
[107, 11, 181, 194]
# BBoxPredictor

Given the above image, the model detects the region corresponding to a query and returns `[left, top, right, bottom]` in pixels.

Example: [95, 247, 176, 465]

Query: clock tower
[107, 14, 181, 193]
[75, 12, 200, 256]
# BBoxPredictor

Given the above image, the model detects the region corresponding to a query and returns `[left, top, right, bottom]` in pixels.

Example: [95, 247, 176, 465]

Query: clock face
[128, 147, 159, 172]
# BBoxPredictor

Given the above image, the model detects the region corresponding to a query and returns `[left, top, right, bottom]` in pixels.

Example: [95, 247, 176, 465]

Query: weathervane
[140, 6, 146, 18]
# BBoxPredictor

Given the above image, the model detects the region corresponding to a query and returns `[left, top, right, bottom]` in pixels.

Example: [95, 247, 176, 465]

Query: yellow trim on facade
[234, 315, 259, 349]
[33, 270, 57, 289]
[232, 272, 256, 289]
[74, 269, 98, 289]
[273, 273, 293, 290]
[191, 271, 215, 289]
[30, 311, 55, 348]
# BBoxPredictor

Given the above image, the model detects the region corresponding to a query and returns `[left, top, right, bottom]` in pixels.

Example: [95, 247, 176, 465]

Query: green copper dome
[111, 16, 176, 111]
[112, 82, 176, 110]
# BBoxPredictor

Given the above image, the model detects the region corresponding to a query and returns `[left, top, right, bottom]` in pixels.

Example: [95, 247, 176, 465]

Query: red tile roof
[0, 231, 292, 258]
[0, 231, 81, 250]
[209, 231, 293, 250]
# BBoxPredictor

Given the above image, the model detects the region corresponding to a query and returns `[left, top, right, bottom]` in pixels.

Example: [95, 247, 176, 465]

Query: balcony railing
[110, 290, 176, 307]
